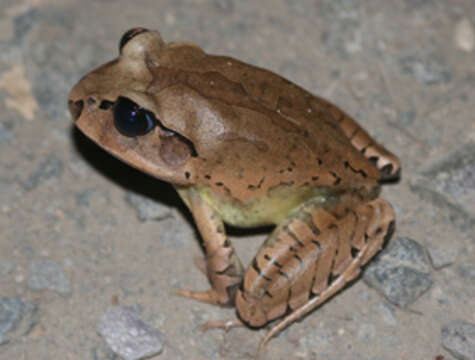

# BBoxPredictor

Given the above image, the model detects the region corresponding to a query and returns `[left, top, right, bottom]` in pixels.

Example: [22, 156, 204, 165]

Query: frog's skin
[69, 28, 400, 349]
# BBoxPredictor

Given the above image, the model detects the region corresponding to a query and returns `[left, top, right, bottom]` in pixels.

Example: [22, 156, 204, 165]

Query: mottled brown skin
[69, 29, 400, 350]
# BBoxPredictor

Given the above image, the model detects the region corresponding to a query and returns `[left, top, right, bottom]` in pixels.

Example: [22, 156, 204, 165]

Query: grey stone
[397, 110, 416, 126]
[27, 260, 71, 295]
[376, 302, 397, 327]
[399, 53, 452, 85]
[0, 297, 37, 345]
[420, 142, 475, 211]
[33, 70, 71, 121]
[457, 263, 475, 280]
[427, 245, 457, 269]
[441, 320, 475, 360]
[0, 260, 13, 277]
[455, 18, 475, 52]
[125, 192, 173, 222]
[13, 5, 73, 46]
[75, 188, 108, 207]
[314, 0, 361, 59]
[13, 8, 39, 42]
[357, 323, 376, 341]
[0, 120, 13, 143]
[404, 0, 430, 9]
[91, 346, 118, 360]
[213, 0, 235, 14]
[97, 306, 164, 360]
[23, 155, 63, 191]
[364, 237, 433, 307]
[410, 183, 474, 231]
[411, 142, 475, 230]
[75, 189, 97, 206]
[0, 298, 24, 345]
[19, 10, 99, 122]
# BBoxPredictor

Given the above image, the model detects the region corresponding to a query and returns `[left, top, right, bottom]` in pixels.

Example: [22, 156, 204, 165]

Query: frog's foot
[175, 255, 240, 305]
[200, 318, 244, 332]
[175, 257, 220, 304]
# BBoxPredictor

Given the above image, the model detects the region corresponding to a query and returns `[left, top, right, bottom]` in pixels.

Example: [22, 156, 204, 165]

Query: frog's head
[68, 28, 198, 185]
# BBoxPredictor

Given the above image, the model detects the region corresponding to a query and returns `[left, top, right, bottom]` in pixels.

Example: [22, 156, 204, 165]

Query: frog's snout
[68, 78, 87, 122]
[68, 98, 84, 121]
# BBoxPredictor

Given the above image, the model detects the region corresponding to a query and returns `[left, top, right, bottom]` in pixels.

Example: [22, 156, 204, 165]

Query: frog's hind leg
[330, 106, 401, 181]
[176, 189, 244, 306]
[234, 197, 395, 349]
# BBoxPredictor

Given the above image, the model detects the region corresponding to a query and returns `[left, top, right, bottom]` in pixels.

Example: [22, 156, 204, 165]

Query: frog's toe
[200, 318, 243, 332]
[175, 288, 225, 305]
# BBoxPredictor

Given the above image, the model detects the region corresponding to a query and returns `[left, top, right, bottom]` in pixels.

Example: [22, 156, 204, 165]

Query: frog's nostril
[68, 99, 84, 121]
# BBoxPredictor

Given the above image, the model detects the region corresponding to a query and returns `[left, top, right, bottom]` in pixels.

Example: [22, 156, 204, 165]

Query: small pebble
[441, 320, 475, 360]
[364, 237, 433, 307]
[455, 18, 474, 52]
[457, 263, 475, 280]
[27, 259, 71, 295]
[0, 297, 24, 345]
[97, 306, 164, 360]
[0, 260, 14, 277]
[0, 297, 37, 345]
[125, 192, 173, 222]
[415, 142, 475, 219]
[23, 155, 63, 191]
[357, 323, 376, 341]
[376, 302, 397, 326]
[399, 54, 451, 85]
[0, 121, 13, 143]
[427, 245, 457, 269]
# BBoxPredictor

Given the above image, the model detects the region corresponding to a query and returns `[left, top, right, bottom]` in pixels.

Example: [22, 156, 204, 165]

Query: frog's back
[153, 44, 382, 201]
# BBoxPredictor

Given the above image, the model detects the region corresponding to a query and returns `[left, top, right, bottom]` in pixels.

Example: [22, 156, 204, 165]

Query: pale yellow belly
[177, 184, 331, 227]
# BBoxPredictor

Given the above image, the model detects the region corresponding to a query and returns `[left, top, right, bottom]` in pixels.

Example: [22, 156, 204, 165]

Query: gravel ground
[0, 1, 474, 359]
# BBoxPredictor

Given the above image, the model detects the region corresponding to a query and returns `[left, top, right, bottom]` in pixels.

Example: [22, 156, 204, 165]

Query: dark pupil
[113, 97, 156, 137]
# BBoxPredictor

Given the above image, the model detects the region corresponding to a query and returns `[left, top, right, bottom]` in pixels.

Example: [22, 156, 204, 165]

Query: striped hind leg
[234, 197, 395, 349]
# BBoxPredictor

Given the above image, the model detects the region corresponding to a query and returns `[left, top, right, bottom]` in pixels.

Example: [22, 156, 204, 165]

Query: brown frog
[68, 28, 400, 349]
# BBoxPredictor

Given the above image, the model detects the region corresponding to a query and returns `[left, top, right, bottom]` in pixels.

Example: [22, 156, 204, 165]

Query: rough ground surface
[0, 1, 474, 359]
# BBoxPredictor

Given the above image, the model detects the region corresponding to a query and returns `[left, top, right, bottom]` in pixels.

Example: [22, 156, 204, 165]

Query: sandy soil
[0, 1, 474, 359]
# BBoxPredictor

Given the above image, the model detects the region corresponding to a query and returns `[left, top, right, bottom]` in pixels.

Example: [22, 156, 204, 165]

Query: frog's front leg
[176, 188, 244, 306]
[236, 197, 395, 348]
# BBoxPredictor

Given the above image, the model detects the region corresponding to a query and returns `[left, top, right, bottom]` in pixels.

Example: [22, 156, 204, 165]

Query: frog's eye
[119, 28, 149, 54]
[113, 97, 156, 137]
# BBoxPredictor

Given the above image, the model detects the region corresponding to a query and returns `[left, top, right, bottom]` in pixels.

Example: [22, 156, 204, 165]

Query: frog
[68, 28, 400, 349]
